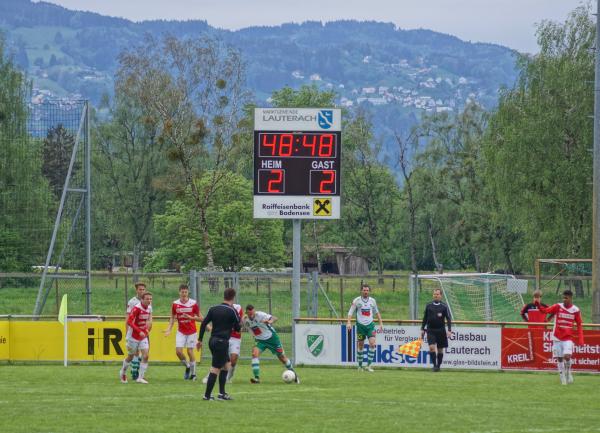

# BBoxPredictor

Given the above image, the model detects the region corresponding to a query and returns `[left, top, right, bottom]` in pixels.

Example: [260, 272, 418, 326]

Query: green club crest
[306, 334, 324, 357]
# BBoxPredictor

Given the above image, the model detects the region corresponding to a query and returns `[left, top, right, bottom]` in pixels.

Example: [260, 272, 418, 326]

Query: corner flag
[58, 294, 68, 366]
[58, 294, 68, 325]
[397, 338, 422, 358]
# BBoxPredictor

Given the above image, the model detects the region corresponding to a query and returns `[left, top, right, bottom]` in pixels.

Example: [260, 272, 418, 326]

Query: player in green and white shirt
[244, 304, 299, 384]
[346, 284, 383, 371]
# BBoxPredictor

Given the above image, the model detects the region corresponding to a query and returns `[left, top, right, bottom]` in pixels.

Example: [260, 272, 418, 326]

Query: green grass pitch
[1, 363, 598, 433]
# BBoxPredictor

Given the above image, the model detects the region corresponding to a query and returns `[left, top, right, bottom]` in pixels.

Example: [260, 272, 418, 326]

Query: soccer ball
[282, 370, 296, 383]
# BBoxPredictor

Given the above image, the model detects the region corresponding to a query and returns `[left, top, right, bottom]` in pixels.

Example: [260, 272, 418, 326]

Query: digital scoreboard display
[253, 108, 341, 219]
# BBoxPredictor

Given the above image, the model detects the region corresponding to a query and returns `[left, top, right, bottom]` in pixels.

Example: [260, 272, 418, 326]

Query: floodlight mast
[593, 0, 600, 322]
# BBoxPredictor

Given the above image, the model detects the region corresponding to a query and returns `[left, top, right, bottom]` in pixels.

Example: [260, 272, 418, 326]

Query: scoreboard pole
[292, 219, 301, 362]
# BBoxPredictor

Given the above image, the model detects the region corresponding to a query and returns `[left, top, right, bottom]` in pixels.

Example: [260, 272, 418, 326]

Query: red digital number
[262, 134, 277, 156]
[279, 134, 293, 156]
[318, 134, 334, 157]
[319, 170, 335, 193]
[302, 134, 317, 156]
[267, 169, 283, 193]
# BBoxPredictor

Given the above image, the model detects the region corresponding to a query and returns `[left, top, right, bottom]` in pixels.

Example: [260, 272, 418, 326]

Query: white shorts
[552, 340, 574, 358]
[229, 337, 241, 356]
[176, 331, 197, 349]
[126, 337, 149, 355]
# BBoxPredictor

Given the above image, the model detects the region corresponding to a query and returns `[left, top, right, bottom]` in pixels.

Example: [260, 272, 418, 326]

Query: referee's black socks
[205, 372, 218, 399]
[437, 353, 444, 368]
[429, 351, 437, 367]
[218, 370, 228, 395]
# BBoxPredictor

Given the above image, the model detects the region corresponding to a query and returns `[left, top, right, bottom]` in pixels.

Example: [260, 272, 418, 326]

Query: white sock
[557, 361, 565, 375]
[180, 359, 189, 368]
[139, 362, 148, 379]
[121, 360, 130, 373]
[227, 364, 236, 380]
[564, 359, 571, 374]
[191, 361, 196, 375]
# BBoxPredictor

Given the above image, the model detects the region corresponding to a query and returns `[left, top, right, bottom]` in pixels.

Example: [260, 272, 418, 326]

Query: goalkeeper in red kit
[535, 289, 584, 385]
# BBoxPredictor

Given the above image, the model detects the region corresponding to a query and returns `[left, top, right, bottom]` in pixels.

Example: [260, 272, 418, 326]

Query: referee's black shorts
[209, 336, 230, 368]
[426, 329, 448, 348]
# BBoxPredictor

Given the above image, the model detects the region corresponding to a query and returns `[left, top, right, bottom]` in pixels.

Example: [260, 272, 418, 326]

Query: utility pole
[593, 0, 600, 323]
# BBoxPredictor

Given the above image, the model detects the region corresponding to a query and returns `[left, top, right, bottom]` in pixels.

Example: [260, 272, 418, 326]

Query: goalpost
[409, 273, 526, 322]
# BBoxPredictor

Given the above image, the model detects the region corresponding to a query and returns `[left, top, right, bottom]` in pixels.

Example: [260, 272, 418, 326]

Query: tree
[42, 124, 77, 198]
[413, 103, 494, 271]
[116, 34, 248, 270]
[395, 130, 420, 275]
[94, 91, 169, 272]
[342, 110, 401, 281]
[0, 35, 52, 271]
[482, 5, 594, 270]
[148, 172, 285, 271]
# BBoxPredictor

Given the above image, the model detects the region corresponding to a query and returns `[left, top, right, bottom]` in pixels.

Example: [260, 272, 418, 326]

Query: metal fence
[1, 99, 91, 316]
[0, 271, 411, 358]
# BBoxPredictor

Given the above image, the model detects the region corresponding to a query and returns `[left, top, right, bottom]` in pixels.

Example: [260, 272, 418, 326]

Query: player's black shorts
[209, 336, 230, 368]
[426, 329, 448, 348]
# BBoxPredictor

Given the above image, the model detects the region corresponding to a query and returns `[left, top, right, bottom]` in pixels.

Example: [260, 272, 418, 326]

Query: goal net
[535, 259, 591, 298]
[410, 273, 526, 322]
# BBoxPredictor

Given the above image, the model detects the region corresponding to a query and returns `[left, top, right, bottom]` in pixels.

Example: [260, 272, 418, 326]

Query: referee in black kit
[196, 287, 241, 401]
[420, 288, 452, 372]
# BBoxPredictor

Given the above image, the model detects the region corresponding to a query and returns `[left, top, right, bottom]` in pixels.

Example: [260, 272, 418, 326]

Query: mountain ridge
[1, 0, 520, 149]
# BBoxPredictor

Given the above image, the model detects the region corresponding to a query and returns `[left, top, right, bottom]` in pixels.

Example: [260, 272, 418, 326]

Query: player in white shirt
[346, 284, 383, 371]
[126, 282, 152, 380]
[244, 304, 298, 384]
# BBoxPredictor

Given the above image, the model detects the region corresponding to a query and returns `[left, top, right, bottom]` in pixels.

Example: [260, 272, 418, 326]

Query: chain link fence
[0, 271, 411, 359]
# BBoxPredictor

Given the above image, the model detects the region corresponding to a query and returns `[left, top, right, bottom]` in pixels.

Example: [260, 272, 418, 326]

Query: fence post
[190, 270, 198, 302]
[392, 277, 396, 292]
[268, 278, 272, 315]
[409, 274, 415, 320]
[124, 269, 129, 314]
[256, 276, 259, 295]
[340, 278, 344, 315]
[196, 272, 208, 311]
[55, 279, 59, 314]
[311, 271, 319, 318]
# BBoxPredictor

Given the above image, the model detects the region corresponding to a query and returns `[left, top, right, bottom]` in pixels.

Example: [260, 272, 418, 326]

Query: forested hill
[1, 0, 519, 140]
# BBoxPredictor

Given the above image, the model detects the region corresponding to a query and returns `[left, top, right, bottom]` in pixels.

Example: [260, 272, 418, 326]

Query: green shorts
[256, 334, 285, 356]
[356, 322, 376, 341]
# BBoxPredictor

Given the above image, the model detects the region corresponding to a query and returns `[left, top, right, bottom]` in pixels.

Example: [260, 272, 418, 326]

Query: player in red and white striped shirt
[164, 284, 202, 380]
[120, 292, 153, 384]
[536, 289, 584, 385]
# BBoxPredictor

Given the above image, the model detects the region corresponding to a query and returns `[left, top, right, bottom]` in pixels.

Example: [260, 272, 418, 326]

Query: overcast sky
[42, 0, 584, 53]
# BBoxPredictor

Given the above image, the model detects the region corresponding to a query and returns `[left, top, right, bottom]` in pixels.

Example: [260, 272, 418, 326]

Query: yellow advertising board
[4, 321, 185, 362]
[0, 322, 9, 360]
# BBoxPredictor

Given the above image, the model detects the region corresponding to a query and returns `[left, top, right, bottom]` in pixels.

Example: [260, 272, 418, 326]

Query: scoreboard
[253, 108, 341, 219]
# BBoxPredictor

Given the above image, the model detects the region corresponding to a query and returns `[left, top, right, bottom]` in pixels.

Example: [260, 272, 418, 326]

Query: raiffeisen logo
[318, 110, 333, 129]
